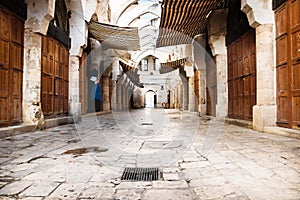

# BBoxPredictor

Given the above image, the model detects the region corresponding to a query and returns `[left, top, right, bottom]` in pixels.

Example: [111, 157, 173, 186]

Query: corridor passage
[0, 109, 299, 199]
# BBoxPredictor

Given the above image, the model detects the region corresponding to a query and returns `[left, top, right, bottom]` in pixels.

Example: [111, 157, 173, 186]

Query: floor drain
[121, 167, 159, 181]
[141, 122, 153, 125]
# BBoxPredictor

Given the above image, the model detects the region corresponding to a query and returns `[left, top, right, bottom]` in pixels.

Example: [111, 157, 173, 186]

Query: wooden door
[0, 6, 24, 127]
[275, 0, 300, 129]
[227, 29, 256, 121]
[41, 35, 69, 118]
[79, 51, 87, 115]
[194, 70, 200, 111]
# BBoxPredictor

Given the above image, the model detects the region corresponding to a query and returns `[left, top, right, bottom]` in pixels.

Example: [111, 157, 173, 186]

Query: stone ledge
[0, 116, 74, 139]
[81, 110, 112, 118]
[0, 125, 36, 139]
[44, 116, 74, 129]
[225, 118, 253, 129]
[264, 126, 300, 140]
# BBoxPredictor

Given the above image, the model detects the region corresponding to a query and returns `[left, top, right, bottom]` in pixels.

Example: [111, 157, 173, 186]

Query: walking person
[90, 65, 102, 112]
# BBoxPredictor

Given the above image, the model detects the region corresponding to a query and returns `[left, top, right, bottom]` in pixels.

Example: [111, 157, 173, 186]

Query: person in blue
[90, 67, 102, 112]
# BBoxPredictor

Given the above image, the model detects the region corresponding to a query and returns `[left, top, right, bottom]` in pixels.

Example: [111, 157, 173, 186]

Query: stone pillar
[121, 79, 127, 111]
[102, 75, 111, 111]
[193, 34, 207, 115]
[199, 70, 207, 116]
[252, 25, 276, 130]
[117, 77, 123, 111]
[188, 76, 195, 112]
[215, 54, 228, 119]
[22, 30, 43, 125]
[124, 81, 130, 110]
[183, 78, 189, 110]
[180, 84, 184, 110]
[69, 56, 81, 122]
[111, 80, 117, 111]
[208, 9, 228, 119]
[22, 0, 55, 126]
[241, 0, 276, 131]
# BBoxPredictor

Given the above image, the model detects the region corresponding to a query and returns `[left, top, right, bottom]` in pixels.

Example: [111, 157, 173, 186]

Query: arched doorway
[145, 90, 157, 108]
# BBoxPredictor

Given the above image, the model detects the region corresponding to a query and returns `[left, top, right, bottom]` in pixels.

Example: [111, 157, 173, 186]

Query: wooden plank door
[0, 6, 23, 127]
[79, 51, 87, 115]
[290, 0, 300, 129]
[227, 29, 256, 121]
[0, 7, 10, 126]
[194, 70, 200, 111]
[275, 0, 300, 129]
[41, 35, 69, 118]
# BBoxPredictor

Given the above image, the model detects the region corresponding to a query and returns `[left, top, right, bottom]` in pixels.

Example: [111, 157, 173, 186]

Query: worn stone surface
[0, 110, 299, 199]
[142, 189, 193, 200]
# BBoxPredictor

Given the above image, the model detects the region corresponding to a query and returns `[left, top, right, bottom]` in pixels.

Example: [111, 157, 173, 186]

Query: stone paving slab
[19, 182, 60, 197]
[0, 109, 299, 199]
[0, 180, 33, 196]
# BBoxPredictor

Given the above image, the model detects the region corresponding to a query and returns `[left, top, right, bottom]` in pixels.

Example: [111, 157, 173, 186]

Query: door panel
[276, 0, 300, 129]
[227, 29, 256, 121]
[0, 7, 23, 127]
[41, 35, 69, 118]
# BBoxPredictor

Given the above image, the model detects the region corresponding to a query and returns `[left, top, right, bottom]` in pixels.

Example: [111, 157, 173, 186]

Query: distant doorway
[145, 91, 157, 108]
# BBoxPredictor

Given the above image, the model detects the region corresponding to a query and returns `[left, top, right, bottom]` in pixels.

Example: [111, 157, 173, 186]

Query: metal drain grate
[121, 167, 159, 181]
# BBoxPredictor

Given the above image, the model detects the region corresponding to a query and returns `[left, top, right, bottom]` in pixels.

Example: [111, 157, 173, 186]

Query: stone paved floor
[0, 109, 299, 200]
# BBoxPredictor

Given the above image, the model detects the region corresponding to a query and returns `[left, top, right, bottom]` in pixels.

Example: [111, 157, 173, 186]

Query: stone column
[193, 34, 207, 115]
[188, 76, 195, 112]
[124, 81, 130, 110]
[215, 54, 228, 119]
[69, 56, 81, 122]
[117, 77, 123, 111]
[22, 30, 43, 125]
[180, 84, 184, 110]
[121, 79, 127, 111]
[102, 75, 111, 111]
[183, 78, 189, 111]
[241, 0, 276, 131]
[22, 0, 55, 126]
[253, 25, 277, 130]
[111, 80, 117, 111]
[199, 70, 207, 116]
[208, 9, 228, 119]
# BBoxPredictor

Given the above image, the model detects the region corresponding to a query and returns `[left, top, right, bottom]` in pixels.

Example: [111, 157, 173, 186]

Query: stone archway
[145, 90, 157, 108]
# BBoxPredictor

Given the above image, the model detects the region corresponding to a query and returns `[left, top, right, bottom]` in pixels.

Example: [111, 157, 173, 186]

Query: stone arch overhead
[135, 53, 159, 65]
[116, 2, 159, 26]
[139, 23, 158, 30]
[113, 0, 138, 24]
[25, 0, 56, 34]
[132, 49, 163, 64]
[66, 0, 87, 56]
[140, 34, 156, 40]
[143, 88, 158, 96]
[241, 0, 274, 28]
[127, 11, 160, 26]
[84, 0, 110, 23]
[90, 13, 99, 22]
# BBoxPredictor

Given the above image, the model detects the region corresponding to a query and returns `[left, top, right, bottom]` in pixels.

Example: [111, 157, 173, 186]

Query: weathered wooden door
[194, 70, 200, 111]
[275, 0, 300, 129]
[41, 35, 69, 118]
[227, 29, 256, 120]
[0, 6, 24, 127]
[79, 51, 87, 115]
